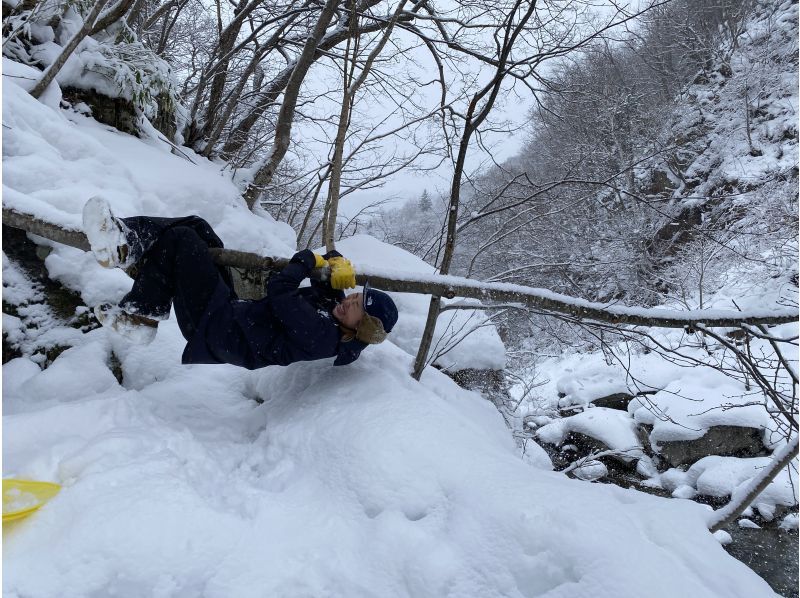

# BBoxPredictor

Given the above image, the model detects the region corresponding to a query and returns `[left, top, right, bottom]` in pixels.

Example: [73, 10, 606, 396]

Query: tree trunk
[322, 0, 358, 251]
[220, 0, 399, 162]
[322, 0, 408, 250]
[195, 10, 249, 142]
[241, 0, 339, 210]
[89, 0, 136, 35]
[412, 0, 538, 379]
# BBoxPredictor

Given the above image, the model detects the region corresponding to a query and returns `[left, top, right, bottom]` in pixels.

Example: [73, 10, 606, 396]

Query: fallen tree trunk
[4, 206, 797, 329]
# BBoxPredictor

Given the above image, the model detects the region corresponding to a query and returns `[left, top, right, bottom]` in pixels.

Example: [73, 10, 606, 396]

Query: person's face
[333, 292, 365, 329]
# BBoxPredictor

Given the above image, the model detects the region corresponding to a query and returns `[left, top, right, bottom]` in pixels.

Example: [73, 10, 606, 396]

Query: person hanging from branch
[81, 197, 398, 369]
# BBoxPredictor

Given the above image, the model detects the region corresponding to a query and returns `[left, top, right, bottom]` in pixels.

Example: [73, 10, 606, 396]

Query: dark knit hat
[357, 282, 398, 344]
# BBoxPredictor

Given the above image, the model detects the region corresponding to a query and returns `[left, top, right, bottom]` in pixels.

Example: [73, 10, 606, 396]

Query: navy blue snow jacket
[182, 249, 368, 369]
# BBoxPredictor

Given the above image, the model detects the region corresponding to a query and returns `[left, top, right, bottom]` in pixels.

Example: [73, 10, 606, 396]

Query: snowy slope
[3, 334, 778, 597]
[1, 57, 781, 597]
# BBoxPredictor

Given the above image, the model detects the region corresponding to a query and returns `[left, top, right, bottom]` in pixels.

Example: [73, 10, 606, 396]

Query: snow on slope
[673, 0, 798, 202]
[1, 57, 780, 597]
[2, 58, 298, 257]
[3, 333, 778, 597]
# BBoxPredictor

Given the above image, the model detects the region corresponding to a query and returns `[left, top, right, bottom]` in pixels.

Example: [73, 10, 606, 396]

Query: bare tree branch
[5, 207, 794, 331]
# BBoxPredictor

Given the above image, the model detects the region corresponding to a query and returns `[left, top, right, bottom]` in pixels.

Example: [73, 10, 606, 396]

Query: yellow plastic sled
[3, 479, 61, 523]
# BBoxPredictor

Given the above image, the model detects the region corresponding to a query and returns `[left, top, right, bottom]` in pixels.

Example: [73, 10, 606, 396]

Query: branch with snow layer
[3, 206, 797, 329]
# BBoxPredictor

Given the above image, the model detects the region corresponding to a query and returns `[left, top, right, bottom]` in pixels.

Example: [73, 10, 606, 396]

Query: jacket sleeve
[267, 250, 339, 346]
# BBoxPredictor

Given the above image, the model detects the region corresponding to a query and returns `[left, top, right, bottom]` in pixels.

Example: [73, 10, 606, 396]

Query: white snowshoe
[82, 196, 131, 269]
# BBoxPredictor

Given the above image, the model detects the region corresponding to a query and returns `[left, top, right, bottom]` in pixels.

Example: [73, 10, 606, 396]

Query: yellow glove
[313, 253, 328, 269]
[328, 256, 356, 289]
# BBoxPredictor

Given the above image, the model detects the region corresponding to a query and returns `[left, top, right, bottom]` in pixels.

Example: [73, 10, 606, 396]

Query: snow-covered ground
[0, 37, 789, 598]
[3, 325, 777, 597]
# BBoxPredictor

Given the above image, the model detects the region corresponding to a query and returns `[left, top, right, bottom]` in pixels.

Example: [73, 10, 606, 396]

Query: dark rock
[557, 404, 584, 417]
[3, 225, 84, 321]
[2, 225, 99, 367]
[635, 424, 654, 455]
[642, 169, 675, 196]
[108, 351, 124, 385]
[446, 367, 514, 428]
[63, 87, 139, 136]
[3, 332, 23, 365]
[62, 87, 176, 140]
[566, 431, 611, 458]
[649, 203, 704, 258]
[149, 93, 178, 140]
[656, 425, 767, 468]
[591, 392, 634, 410]
[540, 430, 642, 473]
[725, 328, 749, 343]
[447, 367, 507, 399]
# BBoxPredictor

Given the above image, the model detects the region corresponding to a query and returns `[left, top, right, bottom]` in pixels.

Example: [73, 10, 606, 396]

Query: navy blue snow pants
[119, 216, 235, 341]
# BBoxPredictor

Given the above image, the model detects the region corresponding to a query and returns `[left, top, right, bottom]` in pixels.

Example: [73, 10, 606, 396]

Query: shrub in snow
[3, 0, 184, 140]
[61, 37, 183, 133]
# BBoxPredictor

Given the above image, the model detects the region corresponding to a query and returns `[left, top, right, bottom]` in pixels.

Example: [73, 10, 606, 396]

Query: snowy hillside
[1, 44, 784, 598]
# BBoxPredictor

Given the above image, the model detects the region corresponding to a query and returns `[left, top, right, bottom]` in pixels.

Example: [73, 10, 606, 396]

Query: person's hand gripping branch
[313, 250, 356, 290]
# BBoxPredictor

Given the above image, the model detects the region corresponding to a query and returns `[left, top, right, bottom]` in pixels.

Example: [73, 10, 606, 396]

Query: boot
[94, 303, 159, 344]
[82, 196, 133, 269]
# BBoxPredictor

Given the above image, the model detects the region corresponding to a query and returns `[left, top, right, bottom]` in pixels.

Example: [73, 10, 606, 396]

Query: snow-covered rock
[535, 407, 645, 463]
[659, 455, 798, 513]
[629, 365, 775, 451]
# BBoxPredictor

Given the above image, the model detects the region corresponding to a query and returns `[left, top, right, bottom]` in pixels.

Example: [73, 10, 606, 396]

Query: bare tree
[409, 0, 666, 379]
[240, 0, 343, 210]
[322, 0, 409, 250]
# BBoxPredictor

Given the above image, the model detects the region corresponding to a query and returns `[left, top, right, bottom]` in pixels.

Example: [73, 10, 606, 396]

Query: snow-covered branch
[5, 207, 796, 331]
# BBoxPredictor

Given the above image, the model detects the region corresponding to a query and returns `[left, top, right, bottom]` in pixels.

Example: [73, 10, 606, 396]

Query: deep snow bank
[3, 328, 778, 597]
